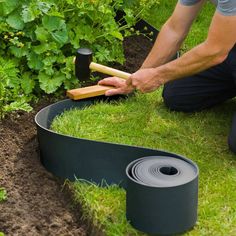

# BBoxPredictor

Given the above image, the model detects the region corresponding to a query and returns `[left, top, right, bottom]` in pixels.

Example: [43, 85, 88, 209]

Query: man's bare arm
[98, 1, 206, 96]
[128, 11, 236, 93]
[155, 12, 236, 84]
[141, 1, 205, 69]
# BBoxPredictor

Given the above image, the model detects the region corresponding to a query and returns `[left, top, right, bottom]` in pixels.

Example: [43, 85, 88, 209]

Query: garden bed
[0, 34, 153, 235]
[0, 100, 88, 235]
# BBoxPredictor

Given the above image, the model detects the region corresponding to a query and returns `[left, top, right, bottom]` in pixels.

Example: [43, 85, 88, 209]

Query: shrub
[0, 0, 158, 116]
[0, 57, 32, 118]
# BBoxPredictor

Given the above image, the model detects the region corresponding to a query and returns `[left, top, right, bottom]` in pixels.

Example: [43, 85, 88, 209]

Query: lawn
[0, 188, 7, 236]
[51, 1, 236, 235]
[52, 92, 236, 235]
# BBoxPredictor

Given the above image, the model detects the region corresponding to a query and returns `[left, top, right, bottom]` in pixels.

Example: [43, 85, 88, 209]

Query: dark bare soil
[0, 35, 153, 236]
[0, 102, 88, 236]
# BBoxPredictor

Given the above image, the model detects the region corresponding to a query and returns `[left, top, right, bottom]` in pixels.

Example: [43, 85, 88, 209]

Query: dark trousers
[162, 45, 236, 153]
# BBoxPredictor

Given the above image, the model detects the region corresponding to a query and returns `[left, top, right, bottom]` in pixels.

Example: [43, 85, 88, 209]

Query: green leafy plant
[0, 0, 158, 117]
[0, 57, 32, 118]
[0, 0, 158, 110]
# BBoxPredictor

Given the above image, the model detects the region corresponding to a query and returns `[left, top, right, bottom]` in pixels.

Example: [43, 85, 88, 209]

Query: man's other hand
[127, 68, 165, 93]
[98, 77, 134, 96]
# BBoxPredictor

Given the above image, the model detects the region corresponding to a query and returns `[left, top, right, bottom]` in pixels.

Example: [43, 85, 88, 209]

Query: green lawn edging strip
[50, 91, 236, 235]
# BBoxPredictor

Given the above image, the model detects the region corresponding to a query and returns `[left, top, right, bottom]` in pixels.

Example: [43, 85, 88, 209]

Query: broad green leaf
[37, 2, 53, 14]
[0, 0, 19, 16]
[21, 3, 41, 23]
[21, 72, 35, 95]
[42, 15, 65, 32]
[33, 44, 50, 54]
[38, 71, 65, 94]
[27, 52, 43, 70]
[43, 66, 54, 76]
[43, 56, 57, 66]
[70, 24, 94, 44]
[33, 42, 58, 54]
[110, 31, 123, 41]
[50, 29, 68, 45]
[42, 15, 68, 45]
[46, 10, 64, 18]
[9, 46, 27, 58]
[35, 27, 49, 42]
[6, 11, 24, 30]
[94, 45, 111, 63]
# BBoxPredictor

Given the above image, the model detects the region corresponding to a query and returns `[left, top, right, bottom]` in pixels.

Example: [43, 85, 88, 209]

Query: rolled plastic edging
[35, 98, 198, 187]
[126, 156, 198, 235]
[35, 98, 199, 235]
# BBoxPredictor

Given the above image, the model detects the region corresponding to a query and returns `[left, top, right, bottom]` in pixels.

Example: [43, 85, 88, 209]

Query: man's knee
[162, 84, 197, 112]
[162, 86, 180, 111]
[228, 114, 236, 154]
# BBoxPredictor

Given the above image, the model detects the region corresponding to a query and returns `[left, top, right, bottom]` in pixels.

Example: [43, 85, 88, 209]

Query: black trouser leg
[162, 46, 236, 153]
[227, 47, 236, 153]
[229, 113, 236, 153]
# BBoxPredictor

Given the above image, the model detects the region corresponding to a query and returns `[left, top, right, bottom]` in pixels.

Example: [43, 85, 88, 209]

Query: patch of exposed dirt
[0, 34, 154, 236]
[0, 102, 88, 236]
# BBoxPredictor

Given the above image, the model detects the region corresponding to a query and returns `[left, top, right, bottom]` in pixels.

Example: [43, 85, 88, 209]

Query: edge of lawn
[62, 2, 221, 236]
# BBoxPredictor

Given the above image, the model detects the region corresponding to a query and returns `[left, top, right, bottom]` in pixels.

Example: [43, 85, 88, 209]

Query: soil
[119, 35, 154, 73]
[0, 35, 153, 236]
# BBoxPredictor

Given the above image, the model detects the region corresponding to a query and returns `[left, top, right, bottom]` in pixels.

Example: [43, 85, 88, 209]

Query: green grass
[51, 2, 236, 236]
[52, 91, 236, 236]
[0, 187, 7, 202]
[0, 187, 7, 236]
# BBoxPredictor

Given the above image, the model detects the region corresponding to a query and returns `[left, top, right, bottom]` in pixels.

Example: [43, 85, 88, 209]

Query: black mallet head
[75, 48, 93, 82]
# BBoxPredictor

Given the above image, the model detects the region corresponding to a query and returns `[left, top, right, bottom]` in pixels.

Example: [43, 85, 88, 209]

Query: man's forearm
[155, 41, 228, 84]
[141, 20, 186, 69]
[153, 10, 236, 85]
[141, 0, 205, 69]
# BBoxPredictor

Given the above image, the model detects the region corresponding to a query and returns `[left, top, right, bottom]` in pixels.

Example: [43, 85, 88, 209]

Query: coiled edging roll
[126, 156, 198, 235]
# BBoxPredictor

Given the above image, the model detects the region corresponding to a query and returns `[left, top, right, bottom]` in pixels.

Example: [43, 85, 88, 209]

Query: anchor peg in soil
[67, 48, 131, 100]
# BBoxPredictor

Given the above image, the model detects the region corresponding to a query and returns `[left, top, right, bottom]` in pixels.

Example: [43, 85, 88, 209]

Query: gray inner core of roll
[129, 156, 197, 187]
[159, 166, 179, 176]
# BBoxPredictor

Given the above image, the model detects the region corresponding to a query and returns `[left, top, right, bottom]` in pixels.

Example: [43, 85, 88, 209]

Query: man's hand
[98, 68, 165, 96]
[127, 68, 165, 93]
[98, 68, 164, 96]
[98, 77, 134, 96]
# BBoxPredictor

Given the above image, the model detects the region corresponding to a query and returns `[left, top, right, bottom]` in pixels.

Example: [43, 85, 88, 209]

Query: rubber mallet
[66, 48, 131, 100]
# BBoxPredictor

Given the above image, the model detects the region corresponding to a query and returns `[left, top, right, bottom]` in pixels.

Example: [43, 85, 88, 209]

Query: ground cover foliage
[51, 1, 236, 235]
[0, 0, 158, 118]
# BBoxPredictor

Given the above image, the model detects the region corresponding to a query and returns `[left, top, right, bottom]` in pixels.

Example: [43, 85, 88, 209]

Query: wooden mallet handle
[89, 62, 131, 80]
[67, 60, 131, 100]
